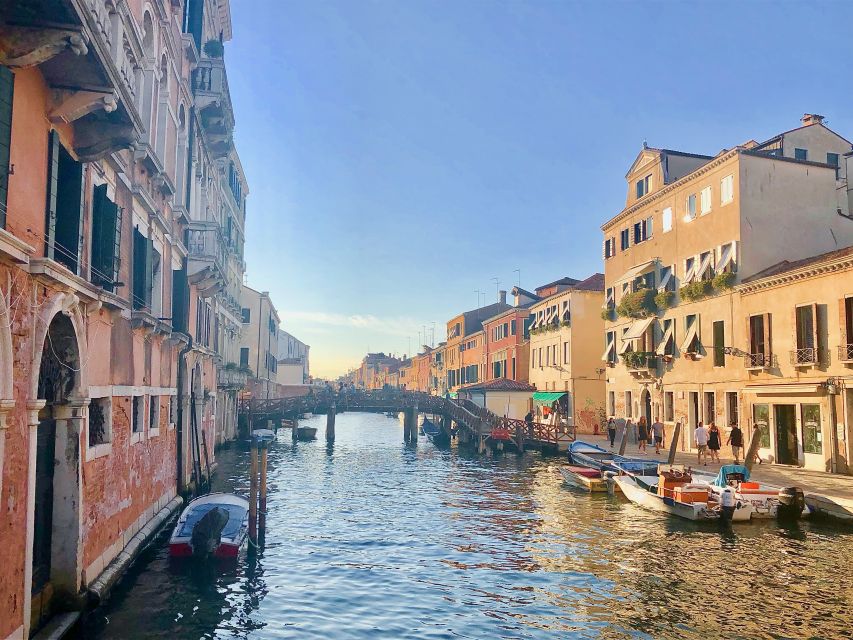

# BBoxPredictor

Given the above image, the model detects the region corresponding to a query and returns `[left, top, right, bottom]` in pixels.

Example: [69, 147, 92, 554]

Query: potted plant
[616, 287, 656, 319]
[654, 290, 674, 310]
[713, 271, 735, 290]
[679, 280, 712, 302]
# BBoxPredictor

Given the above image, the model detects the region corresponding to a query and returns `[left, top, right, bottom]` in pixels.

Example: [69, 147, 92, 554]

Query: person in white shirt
[694, 421, 709, 465]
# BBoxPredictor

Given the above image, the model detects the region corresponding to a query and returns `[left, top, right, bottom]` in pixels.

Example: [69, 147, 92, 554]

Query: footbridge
[240, 390, 573, 453]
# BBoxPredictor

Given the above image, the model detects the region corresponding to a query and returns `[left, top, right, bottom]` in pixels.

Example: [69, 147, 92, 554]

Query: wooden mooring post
[248, 440, 259, 545]
[258, 441, 269, 534]
[326, 404, 336, 443]
[515, 421, 525, 454]
[744, 425, 762, 473]
[667, 422, 682, 464]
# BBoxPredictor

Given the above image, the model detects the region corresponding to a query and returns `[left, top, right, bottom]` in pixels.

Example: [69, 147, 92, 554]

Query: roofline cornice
[736, 255, 853, 294]
[602, 149, 740, 232]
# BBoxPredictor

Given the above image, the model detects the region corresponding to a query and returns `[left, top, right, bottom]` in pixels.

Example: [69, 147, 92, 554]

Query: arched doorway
[31, 311, 82, 628]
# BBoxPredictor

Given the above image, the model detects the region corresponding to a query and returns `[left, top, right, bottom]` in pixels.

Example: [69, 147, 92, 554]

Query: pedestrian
[637, 416, 649, 454]
[694, 421, 709, 465]
[727, 422, 745, 464]
[524, 410, 534, 438]
[650, 419, 665, 455]
[707, 422, 722, 463]
[607, 417, 617, 448]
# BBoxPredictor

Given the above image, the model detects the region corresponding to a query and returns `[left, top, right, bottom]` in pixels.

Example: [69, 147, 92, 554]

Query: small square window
[88, 397, 111, 447]
[685, 194, 697, 221]
[150, 395, 160, 434]
[827, 152, 839, 167]
[794, 148, 808, 161]
[662, 207, 673, 233]
[132, 396, 144, 433]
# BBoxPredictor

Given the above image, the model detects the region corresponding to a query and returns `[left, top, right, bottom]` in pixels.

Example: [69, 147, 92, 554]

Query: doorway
[688, 392, 699, 447]
[774, 404, 799, 465]
[641, 389, 652, 425]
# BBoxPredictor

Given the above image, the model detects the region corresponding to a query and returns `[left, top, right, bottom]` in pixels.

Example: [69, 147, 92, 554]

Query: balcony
[621, 351, 657, 374]
[218, 365, 249, 390]
[186, 224, 227, 297]
[192, 57, 234, 158]
[744, 353, 772, 370]
[839, 344, 853, 363]
[0, 0, 145, 160]
[791, 348, 824, 367]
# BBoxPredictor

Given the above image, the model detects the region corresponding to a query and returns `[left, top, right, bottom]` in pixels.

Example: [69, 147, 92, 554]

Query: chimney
[499, 290, 507, 304]
[801, 113, 825, 127]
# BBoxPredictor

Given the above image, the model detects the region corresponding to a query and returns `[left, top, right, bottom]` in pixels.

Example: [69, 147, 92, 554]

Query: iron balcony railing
[838, 344, 853, 362]
[186, 226, 228, 274]
[791, 347, 821, 366]
[744, 352, 771, 369]
[218, 366, 249, 389]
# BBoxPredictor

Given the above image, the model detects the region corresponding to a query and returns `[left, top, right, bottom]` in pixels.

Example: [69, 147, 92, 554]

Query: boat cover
[712, 464, 750, 487]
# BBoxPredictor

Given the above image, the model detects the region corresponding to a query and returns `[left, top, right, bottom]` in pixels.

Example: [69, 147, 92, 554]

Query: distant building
[445, 292, 512, 392]
[277, 329, 310, 384]
[239, 287, 280, 397]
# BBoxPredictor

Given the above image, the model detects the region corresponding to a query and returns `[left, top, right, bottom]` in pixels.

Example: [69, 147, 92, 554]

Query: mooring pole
[258, 441, 268, 534]
[744, 425, 762, 473]
[248, 440, 259, 545]
[326, 404, 336, 443]
[410, 405, 418, 443]
[618, 425, 628, 456]
[667, 422, 682, 465]
[515, 420, 524, 454]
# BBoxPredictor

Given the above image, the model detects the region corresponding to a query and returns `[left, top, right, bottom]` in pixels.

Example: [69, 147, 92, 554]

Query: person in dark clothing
[707, 422, 722, 463]
[727, 423, 745, 464]
[607, 417, 617, 448]
[524, 411, 534, 438]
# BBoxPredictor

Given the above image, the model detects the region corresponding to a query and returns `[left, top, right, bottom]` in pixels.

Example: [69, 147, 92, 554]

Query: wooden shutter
[814, 303, 823, 362]
[145, 236, 154, 308]
[0, 66, 13, 229]
[44, 130, 60, 259]
[132, 227, 145, 309]
[764, 313, 772, 360]
[171, 265, 187, 332]
[841, 298, 851, 349]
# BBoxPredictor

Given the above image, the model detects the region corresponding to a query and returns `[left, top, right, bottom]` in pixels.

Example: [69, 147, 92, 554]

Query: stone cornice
[602, 149, 740, 232]
[736, 256, 853, 294]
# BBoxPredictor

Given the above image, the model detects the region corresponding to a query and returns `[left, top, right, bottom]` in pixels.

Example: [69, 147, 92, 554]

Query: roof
[462, 301, 512, 336]
[571, 273, 605, 291]
[459, 379, 536, 393]
[536, 276, 580, 290]
[754, 120, 853, 149]
[482, 306, 531, 326]
[741, 245, 853, 283]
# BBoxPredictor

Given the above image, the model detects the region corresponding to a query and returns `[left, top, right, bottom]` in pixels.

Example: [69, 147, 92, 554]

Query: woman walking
[707, 422, 722, 463]
[637, 416, 649, 454]
[606, 417, 617, 448]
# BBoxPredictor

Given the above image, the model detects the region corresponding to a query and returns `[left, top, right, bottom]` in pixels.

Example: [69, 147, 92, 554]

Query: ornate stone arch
[29, 292, 88, 400]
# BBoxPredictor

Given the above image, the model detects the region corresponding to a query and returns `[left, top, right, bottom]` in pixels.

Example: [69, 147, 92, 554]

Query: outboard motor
[191, 507, 229, 557]
[777, 487, 806, 520]
[719, 488, 736, 524]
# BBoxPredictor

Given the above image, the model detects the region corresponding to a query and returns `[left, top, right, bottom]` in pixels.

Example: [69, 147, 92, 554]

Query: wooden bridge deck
[240, 390, 572, 452]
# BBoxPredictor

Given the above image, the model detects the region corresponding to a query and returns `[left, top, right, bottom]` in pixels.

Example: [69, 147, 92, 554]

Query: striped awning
[615, 260, 656, 286]
[533, 391, 567, 405]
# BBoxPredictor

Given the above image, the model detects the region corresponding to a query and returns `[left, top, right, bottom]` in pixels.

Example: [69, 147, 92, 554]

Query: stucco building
[239, 286, 279, 398]
[601, 115, 853, 468]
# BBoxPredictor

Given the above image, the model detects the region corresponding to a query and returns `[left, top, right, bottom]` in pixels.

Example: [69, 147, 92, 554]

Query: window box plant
[679, 280, 712, 302]
[654, 290, 674, 310]
[616, 287, 656, 319]
[713, 271, 735, 290]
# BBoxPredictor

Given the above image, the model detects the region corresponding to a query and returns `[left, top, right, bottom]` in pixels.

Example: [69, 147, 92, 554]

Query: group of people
[604, 415, 760, 466]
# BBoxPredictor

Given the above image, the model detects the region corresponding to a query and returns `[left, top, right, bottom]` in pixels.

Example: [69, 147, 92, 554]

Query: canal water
[77, 413, 853, 639]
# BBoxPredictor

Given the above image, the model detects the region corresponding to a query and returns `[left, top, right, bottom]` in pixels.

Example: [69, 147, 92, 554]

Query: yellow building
[528, 274, 606, 432]
[601, 115, 853, 464]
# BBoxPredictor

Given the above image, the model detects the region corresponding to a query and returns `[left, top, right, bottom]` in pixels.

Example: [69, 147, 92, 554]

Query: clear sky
[226, 0, 853, 379]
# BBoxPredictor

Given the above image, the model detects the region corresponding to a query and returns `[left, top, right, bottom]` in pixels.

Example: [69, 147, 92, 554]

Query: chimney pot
[801, 113, 825, 126]
[499, 290, 507, 304]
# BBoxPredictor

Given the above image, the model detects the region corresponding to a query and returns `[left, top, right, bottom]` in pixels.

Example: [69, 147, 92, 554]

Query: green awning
[532, 391, 567, 405]
[448, 392, 458, 398]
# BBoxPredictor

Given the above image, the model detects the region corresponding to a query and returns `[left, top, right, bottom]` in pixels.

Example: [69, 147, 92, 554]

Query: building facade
[239, 286, 279, 398]
[277, 329, 310, 384]
[483, 307, 531, 383]
[601, 116, 853, 467]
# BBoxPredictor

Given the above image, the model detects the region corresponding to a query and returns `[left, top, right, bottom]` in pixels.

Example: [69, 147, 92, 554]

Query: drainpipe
[176, 336, 193, 495]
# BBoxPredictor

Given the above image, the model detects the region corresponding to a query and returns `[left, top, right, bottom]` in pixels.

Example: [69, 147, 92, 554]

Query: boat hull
[168, 493, 250, 558]
[615, 475, 720, 521]
[296, 426, 317, 440]
[559, 466, 610, 492]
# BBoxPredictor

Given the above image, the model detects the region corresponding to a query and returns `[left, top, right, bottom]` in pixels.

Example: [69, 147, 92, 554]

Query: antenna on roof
[642, 139, 648, 149]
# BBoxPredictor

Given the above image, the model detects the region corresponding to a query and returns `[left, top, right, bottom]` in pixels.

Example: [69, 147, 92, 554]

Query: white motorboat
[693, 464, 808, 520]
[169, 493, 250, 558]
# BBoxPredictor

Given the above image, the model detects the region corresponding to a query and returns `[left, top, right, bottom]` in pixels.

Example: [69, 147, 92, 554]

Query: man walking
[650, 419, 666, 455]
[694, 421, 709, 465]
[726, 422, 745, 464]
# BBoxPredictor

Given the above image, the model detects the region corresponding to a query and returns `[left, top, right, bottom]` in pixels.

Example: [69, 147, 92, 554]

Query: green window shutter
[132, 227, 145, 309]
[0, 66, 13, 229]
[111, 203, 122, 284]
[45, 130, 60, 259]
[145, 236, 154, 308]
[91, 185, 121, 291]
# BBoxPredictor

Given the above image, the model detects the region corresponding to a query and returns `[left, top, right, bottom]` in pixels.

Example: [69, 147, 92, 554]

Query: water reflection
[78, 413, 853, 639]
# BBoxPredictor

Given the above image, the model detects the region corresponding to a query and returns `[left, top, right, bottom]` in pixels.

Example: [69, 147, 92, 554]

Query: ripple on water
[77, 413, 853, 640]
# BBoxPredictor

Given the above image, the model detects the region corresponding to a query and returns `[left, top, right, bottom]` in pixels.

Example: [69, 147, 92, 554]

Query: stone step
[32, 612, 81, 640]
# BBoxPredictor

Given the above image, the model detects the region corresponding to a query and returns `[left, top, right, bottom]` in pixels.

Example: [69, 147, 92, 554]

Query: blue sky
[226, 0, 853, 379]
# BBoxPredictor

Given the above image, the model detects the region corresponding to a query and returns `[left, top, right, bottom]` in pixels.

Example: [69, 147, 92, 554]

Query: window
[241, 308, 250, 323]
[682, 314, 700, 354]
[632, 217, 653, 244]
[132, 227, 153, 311]
[150, 395, 160, 435]
[685, 193, 697, 221]
[726, 392, 738, 427]
[90, 184, 122, 291]
[511, 319, 516, 335]
[843, 297, 853, 361]
[720, 174, 734, 204]
[132, 395, 144, 434]
[88, 397, 111, 447]
[603, 237, 616, 259]
[45, 131, 84, 274]
[700, 186, 712, 215]
[712, 320, 725, 367]
[605, 287, 615, 309]
[0, 67, 13, 229]
[169, 395, 177, 427]
[704, 391, 715, 425]
[658, 266, 674, 292]
[563, 341, 569, 365]
[620, 228, 630, 250]
[683, 256, 696, 284]
[657, 318, 675, 358]
[753, 404, 770, 448]
[664, 392, 674, 422]
[269, 316, 276, 334]
[794, 148, 808, 161]
[747, 313, 771, 368]
[795, 304, 821, 364]
[603, 330, 616, 363]
[636, 174, 651, 198]
[802, 404, 822, 454]
[827, 152, 839, 167]
[625, 391, 633, 418]
[172, 266, 188, 332]
[607, 391, 615, 417]
[240, 347, 249, 368]
[662, 207, 673, 232]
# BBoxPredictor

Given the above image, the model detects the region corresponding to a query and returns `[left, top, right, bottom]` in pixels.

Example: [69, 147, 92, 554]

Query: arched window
[142, 11, 154, 51]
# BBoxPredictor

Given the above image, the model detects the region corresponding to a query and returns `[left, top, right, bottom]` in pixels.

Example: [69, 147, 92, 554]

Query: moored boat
[569, 440, 658, 476]
[296, 426, 318, 440]
[694, 464, 808, 520]
[169, 493, 250, 558]
[558, 465, 610, 492]
[421, 418, 440, 437]
[614, 469, 722, 521]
